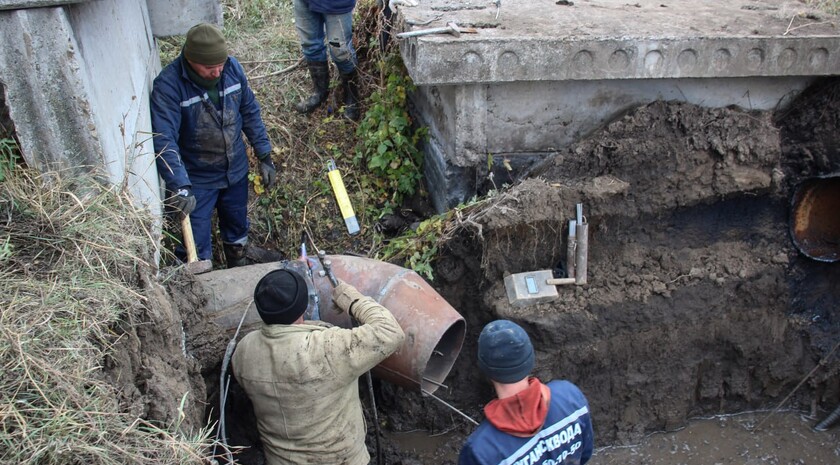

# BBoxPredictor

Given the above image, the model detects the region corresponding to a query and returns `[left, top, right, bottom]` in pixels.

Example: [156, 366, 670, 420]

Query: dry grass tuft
[0, 167, 218, 464]
[806, 0, 840, 15]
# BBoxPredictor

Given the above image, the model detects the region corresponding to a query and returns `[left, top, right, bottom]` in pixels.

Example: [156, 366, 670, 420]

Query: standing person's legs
[294, 0, 331, 114]
[325, 12, 360, 119]
[324, 12, 357, 73]
[216, 175, 250, 267]
[294, 0, 328, 62]
[184, 187, 221, 262]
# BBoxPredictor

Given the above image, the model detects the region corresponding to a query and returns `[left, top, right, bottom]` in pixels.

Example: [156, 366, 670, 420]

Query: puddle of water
[386, 428, 458, 459]
[383, 410, 839, 463]
[590, 411, 840, 465]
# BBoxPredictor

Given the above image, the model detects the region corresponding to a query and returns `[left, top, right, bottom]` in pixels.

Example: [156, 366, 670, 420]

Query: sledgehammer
[181, 216, 212, 274]
[504, 203, 588, 307]
[504, 270, 575, 307]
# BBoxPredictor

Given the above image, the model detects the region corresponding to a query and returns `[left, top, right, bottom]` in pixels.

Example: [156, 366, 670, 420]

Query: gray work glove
[332, 280, 365, 315]
[259, 156, 276, 189]
[170, 187, 196, 219]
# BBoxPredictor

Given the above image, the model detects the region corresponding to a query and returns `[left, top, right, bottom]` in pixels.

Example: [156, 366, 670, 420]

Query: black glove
[259, 157, 276, 189]
[170, 187, 196, 218]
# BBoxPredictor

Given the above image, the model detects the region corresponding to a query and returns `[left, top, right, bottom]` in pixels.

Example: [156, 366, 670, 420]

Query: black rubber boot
[341, 70, 360, 121]
[295, 61, 330, 114]
[223, 243, 248, 268]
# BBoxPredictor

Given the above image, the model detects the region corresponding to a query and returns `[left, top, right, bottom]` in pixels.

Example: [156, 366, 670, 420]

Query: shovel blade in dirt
[504, 269, 575, 307]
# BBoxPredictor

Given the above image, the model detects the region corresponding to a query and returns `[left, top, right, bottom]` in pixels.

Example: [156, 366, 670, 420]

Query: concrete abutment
[393, 0, 840, 211]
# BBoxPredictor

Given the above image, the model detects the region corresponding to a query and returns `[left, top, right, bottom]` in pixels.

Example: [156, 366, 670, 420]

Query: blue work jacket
[151, 55, 271, 190]
[306, 0, 356, 15]
[459, 380, 595, 465]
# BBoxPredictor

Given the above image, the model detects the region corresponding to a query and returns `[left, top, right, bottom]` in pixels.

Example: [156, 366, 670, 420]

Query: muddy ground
[108, 77, 840, 464]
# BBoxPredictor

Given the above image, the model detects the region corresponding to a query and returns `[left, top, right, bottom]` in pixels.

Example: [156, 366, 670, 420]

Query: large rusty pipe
[790, 173, 840, 262]
[195, 256, 466, 395]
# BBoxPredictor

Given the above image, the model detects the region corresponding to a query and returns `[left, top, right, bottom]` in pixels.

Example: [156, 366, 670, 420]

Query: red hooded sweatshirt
[483, 377, 551, 437]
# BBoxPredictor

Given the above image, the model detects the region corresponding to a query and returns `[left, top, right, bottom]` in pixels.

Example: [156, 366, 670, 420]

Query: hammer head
[446, 22, 461, 38]
[184, 259, 213, 274]
[504, 269, 559, 307]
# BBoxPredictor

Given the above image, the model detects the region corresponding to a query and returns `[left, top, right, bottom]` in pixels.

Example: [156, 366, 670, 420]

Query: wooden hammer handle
[181, 215, 198, 263]
[546, 278, 576, 286]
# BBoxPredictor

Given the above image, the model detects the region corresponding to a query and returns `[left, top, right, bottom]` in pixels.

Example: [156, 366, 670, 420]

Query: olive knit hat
[477, 320, 535, 383]
[183, 23, 228, 65]
[254, 269, 309, 325]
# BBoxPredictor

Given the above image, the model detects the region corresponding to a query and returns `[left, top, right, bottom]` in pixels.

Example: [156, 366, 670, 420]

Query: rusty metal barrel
[196, 255, 466, 395]
[790, 174, 840, 263]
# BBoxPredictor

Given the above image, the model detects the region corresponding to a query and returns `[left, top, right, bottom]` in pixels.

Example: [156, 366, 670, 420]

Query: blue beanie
[477, 320, 535, 383]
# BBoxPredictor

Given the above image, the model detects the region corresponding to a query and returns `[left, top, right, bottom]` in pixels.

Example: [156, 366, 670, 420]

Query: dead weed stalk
[0, 167, 220, 464]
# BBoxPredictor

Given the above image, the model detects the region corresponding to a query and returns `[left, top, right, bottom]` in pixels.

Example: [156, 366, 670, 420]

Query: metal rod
[375, 365, 450, 390]
[566, 220, 577, 279]
[422, 389, 480, 426]
[575, 203, 588, 285]
[397, 26, 452, 38]
[575, 222, 589, 285]
[754, 339, 840, 432]
[366, 371, 383, 465]
[423, 377, 449, 390]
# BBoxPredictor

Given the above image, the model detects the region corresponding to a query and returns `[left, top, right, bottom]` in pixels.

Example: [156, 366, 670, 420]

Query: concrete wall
[147, 0, 222, 37]
[412, 76, 814, 212]
[0, 1, 162, 211]
[0, 0, 222, 216]
[0, 0, 86, 9]
[1, 6, 107, 177]
[65, 0, 163, 209]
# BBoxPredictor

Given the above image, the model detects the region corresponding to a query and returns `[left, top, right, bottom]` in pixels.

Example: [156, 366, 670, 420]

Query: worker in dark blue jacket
[293, 0, 360, 120]
[151, 23, 276, 267]
[459, 320, 595, 465]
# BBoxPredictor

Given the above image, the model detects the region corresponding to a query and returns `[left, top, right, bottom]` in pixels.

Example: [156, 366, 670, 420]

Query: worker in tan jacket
[232, 268, 405, 464]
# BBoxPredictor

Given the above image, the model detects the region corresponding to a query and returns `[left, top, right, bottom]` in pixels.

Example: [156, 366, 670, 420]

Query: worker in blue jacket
[293, 0, 361, 120]
[459, 320, 595, 465]
[151, 23, 276, 267]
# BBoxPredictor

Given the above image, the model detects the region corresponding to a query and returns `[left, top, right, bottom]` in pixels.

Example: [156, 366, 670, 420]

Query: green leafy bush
[354, 56, 427, 209]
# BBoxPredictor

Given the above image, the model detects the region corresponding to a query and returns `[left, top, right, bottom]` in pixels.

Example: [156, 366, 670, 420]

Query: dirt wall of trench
[421, 78, 840, 446]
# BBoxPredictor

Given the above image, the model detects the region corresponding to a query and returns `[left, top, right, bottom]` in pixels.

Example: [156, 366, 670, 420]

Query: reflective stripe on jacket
[232, 294, 405, 465]
[459, 380, 595, 465]
[150, 55, 271, 190]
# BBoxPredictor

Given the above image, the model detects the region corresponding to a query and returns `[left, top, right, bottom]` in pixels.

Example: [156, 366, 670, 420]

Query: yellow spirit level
[327, 160, 360, 235]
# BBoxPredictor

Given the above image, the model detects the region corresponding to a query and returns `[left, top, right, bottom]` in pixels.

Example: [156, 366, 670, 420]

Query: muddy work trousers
[293, 0, 357, 74]
[177, 175, 249, 261]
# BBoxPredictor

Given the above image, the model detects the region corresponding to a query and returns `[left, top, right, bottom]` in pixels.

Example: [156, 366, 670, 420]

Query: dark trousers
[177, 175, 250, 261]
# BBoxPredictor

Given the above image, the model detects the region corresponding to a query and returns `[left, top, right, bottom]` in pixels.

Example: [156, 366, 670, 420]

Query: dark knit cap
[477, 320, 535, 383]
[184, 23, 228, 65]
[254, 269, 309, 325]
